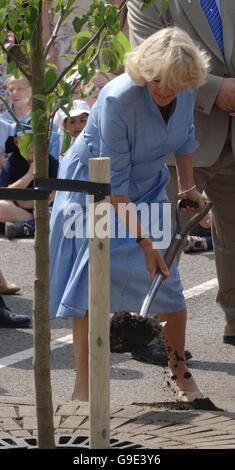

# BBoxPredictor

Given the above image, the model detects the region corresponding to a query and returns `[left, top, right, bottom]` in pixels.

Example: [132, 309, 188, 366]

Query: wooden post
[89, 157, 110, 449]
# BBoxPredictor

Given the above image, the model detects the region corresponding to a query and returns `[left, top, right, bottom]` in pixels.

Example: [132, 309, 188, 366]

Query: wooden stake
[89, 157, 110, 449]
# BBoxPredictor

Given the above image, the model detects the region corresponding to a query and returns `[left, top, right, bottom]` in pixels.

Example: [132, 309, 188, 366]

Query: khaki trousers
[167, 141, 235, 336]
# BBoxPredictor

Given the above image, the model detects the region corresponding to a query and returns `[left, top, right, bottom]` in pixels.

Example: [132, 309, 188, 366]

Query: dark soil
[110, 312, 161, 353]
[191, 398, 223, 411]
[132, 399, 223, 411]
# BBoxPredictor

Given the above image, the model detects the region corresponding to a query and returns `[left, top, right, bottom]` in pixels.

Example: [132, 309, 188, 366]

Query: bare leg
[0, 200, 34, 223]
[159, 310, 202, 396]
[72, 314, 89, 401]
[0, 270, 20, 295]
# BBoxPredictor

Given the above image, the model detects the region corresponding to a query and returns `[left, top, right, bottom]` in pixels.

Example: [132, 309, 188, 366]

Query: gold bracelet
[178, 184, 196, 197]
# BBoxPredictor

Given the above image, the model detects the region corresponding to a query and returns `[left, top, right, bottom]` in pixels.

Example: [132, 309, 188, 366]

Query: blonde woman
[49, 27, 210, 402]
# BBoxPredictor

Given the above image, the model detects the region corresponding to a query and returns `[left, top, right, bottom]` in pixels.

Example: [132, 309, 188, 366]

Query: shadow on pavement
[190, 359, 235, 376]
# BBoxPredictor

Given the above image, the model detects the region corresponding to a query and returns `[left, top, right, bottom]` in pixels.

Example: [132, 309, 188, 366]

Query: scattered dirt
[110, 312, 161, 353]
[132, 399, 224, 411]
[110, 314, 223, 413]
[191, 398, 223, 411]
[184, 371, 192, 379]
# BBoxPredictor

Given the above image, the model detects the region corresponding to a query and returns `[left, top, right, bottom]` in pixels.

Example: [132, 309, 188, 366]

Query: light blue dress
[49, 74, 197, 319]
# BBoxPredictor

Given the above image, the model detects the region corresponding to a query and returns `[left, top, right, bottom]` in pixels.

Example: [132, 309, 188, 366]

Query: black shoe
[131, 342, 192, 366]
[5, 221, 34, 240]
[223, 336, 235, 346]
[0, 296, 31, 328]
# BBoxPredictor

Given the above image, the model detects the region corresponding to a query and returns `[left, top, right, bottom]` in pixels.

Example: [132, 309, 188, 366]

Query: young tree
[0, 0, 128, 448]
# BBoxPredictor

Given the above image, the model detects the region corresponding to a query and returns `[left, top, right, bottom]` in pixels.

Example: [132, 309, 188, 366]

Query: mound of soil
[110, 312, 161, 353]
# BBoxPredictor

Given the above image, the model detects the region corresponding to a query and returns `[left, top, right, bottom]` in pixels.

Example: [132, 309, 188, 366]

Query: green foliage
[18, 132, 33, 160]
[116, 31, 132, 54]
[72, 16, 87, 34]
[61, 129, 72, 155]
[72, 31, 91, 51]
[0, 0, 7, 8]
[160, 0, 170, 15]
[0, 0, 131, 143]
[7, 9, 20, 31]
[6, 61, 17, 75]
[31, 109, 46, 132]
[44, 69, 58, 90]
[141, 0, 169, 14]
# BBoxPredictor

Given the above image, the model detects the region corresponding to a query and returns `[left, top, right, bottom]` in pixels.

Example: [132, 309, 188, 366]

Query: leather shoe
[0, 297, 31, 328]
[223, 336, 235, 346]
[131, 342, 192, 366]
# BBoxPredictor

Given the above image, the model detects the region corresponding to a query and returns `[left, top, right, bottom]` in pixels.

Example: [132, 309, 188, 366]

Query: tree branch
[0, 43, 31, 81]
[46, 24, 105, 94]
[43, 8, 65, 60]
[46, 0, 128, 94]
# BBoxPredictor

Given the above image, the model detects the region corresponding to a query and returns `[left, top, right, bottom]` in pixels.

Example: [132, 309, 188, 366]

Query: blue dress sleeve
[98, 96, 131, 195]
[175, 92, 199, 156]
[175, 115, 198, 155]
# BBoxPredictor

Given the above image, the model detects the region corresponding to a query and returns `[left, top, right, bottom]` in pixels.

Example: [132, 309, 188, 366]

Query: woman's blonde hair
[125, 26, 210, 90]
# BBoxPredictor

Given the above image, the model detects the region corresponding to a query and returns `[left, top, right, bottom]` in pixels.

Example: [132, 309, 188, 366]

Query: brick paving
[0, 396, 235, 448]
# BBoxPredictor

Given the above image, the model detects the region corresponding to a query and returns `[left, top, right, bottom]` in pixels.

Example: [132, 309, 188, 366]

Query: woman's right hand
[139, 239, 170, 280]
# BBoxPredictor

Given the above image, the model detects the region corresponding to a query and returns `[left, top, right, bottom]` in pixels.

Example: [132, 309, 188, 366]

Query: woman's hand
[179, 187, 206, 213]
[139, 239, 170, 280]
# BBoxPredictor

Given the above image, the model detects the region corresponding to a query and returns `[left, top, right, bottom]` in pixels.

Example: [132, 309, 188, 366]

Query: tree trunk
[30, 2, 55, 449]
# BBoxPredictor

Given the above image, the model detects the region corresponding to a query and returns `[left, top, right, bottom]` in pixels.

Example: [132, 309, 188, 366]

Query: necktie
[200, 0, 224, 55]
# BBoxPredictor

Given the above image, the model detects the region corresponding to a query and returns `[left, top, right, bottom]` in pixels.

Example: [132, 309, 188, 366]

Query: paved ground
[1, 237, 235, 448]
[1, 396, 235, 449]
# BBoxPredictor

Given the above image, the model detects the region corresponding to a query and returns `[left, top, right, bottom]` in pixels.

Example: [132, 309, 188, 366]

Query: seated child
[184, 211, 213, 253]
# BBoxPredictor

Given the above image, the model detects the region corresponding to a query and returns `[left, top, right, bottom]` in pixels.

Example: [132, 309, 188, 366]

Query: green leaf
[72, 17, 84, 34]
[72, 32, 91, 52]
[7, 9, 20, 31]
[61, 81, 73, 96]
[105, 5, 118, 28]
[13, 68, 21, 79]
[24, 6, 38, 33]
[44, 69, 58, 89]
[99, 47, 118, 72]
[31, 109, 46, 131]
[160, 0, 169, 15]
[0, 0, 7, 7]
[18, 132, 33, 160]
[141, 0, 156, 11]
[6, 61, 16, 75]
[33, 94, 48, 102]
[61, 130, 72, 155]
[77, 63, 88, 80]
[116, 32, 131, 54]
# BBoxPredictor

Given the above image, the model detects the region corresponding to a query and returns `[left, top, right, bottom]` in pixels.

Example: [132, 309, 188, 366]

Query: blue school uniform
[49, 74, 197, 319]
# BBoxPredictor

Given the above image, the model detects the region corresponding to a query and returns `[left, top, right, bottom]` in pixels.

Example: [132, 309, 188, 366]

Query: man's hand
[215, 78, 235, 113]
